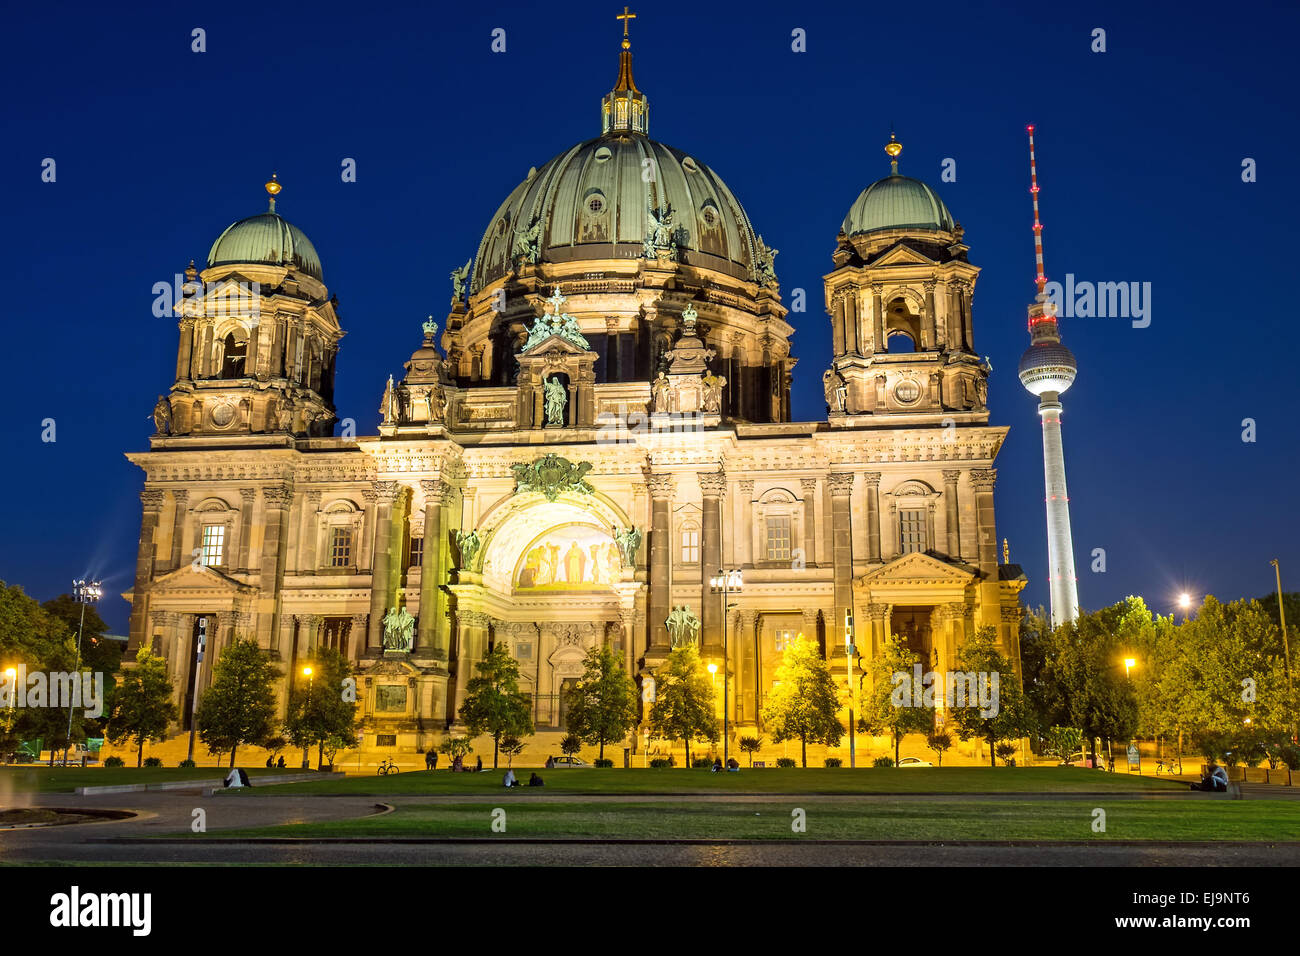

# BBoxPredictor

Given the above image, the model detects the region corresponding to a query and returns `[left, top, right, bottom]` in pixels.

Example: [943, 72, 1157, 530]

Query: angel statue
[449, 260, 471, 305]
[613, 526, 642, 566]
[152, 395, 173, 436]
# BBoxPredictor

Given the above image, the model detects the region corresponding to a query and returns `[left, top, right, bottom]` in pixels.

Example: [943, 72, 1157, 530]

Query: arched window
[220, 331, 247, 378]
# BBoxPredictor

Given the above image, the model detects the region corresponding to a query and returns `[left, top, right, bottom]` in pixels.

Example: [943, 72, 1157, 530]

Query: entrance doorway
[891, 606, 937, 669]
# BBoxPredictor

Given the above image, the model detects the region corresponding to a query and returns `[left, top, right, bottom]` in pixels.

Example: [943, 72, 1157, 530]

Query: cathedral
[124, 17, 1025, 756]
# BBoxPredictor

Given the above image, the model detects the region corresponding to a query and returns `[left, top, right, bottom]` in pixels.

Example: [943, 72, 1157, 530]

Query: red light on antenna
[1027, 124, 1035, 132]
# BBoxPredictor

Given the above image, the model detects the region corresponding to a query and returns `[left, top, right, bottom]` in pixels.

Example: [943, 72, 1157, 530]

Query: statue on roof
[755, 236, 779, 288]
[449, 260, 471, 305]
[543, 376, 568, 426]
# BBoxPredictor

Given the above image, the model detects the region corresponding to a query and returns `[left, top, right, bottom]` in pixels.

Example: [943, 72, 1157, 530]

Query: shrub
[824, 757, 842, 768]
[143, 756, 163, 768]
[594, 758, 614, 768]
[776, 757, 797, 768]
[692, 756, 715, 769]
[995, 742, 1018, 766]
[178, 759, 195, 768]
[872, 756, 894, 768]
[103, 755, 125, 768]
[649, 757, 675, 768]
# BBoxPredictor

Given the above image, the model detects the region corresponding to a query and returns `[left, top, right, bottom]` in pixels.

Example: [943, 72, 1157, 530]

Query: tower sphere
[1017, 341, 1077, 395]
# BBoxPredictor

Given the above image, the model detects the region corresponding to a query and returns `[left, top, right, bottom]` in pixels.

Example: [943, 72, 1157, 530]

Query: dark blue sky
[2, 0, 1296, 632]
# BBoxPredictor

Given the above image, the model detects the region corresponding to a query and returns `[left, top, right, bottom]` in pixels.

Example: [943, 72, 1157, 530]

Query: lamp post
[185, 616, 207, 765]
[301, 666, 314, 769]
[1124, 657, 1136, 678]
[65, 579, 102, 766]
[4, 667, 16, 736]
[709, 568, 742, 768]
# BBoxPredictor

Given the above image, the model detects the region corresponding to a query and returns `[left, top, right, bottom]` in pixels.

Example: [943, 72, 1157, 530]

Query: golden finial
[265, 171, 281, 212]
[617, 6, 636, 49]
[1003, 537, 1010, 564]
[885, 132, 902, 174]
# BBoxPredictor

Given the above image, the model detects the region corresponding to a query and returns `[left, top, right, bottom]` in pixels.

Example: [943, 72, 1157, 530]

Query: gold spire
[265, 171, 281, 212]
[602, 7, 647, 134]
[1003, 537, 1010, 564]
[885, 133, 902, 175]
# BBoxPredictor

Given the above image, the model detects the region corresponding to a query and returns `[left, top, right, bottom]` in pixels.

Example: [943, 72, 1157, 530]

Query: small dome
[471, 136, 765, 292]
[207, 212, 323, 280]
[1018, 341, 1078, 396]
[842, 174, 955, 237]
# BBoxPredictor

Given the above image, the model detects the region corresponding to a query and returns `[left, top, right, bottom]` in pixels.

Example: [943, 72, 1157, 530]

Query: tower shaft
[1038, 397, 1078, 626]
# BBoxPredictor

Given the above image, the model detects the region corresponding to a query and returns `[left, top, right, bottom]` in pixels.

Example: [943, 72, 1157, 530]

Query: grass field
[235, 766, 1189, 797]
[205, 798, 1300, 842]
[0, 767, 303, 794]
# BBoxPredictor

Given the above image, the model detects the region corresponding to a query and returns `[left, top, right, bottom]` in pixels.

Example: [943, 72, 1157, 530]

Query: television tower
[1017, 125, 1080, 627]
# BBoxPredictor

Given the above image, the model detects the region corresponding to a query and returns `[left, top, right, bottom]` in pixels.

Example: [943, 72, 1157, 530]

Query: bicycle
[377, 757, 400, 775]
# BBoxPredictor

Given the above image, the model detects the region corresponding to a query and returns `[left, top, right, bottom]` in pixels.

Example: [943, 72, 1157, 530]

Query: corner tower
[823, 135, 989, 425]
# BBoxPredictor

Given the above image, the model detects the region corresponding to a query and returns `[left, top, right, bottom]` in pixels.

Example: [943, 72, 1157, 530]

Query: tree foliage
[283, 646, 359, 769]
[648, 644, 718, 767]
[761, 635, 843, 768]
[858, 636, 932, 766]
[459, 643, 534, 769]
[108, 642, 177, 767]
[195, 639, 279, 767]
[948, 627, 1035, 767]
[563, 645, 638, 760]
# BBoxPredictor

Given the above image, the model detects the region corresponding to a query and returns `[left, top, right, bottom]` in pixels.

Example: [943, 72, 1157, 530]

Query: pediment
[873, 243, 937, 267]
[152, 564, 252, 594]
[366, 658, 421, 677]
[520, 334, 592, 358]
[859, 551, 976, 585]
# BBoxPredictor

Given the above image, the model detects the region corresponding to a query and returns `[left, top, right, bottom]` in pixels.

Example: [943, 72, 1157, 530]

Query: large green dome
[207, 211, 323, 280]
[841, 174, 955, 237]
[470, 134, 766, 293]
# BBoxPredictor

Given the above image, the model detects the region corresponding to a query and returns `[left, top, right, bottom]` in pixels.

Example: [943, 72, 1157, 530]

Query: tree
[648, 644, 718, 768]
[195, 639, 279, 767]
[438, 735, 474, 762]
[739, 735, 764, 767]
[995, 742, 1018, 766]
[107, 643, 177, 767]
[926, 731, 952, 767]
[858, 636, 933, 767]
[948, 628, 1035, 767]
[283, 647, 359, 769]
[761, 635, 843, 768]
[499, 735, 525, 768]
[1042, 726, 1083, 765]
[563, 645, 638, 761]
[560, 733, 582, 759]
[459, 643, 533, 769]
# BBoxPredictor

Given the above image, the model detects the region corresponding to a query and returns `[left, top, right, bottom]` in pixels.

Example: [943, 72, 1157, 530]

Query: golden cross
[617, 6, 636, 38]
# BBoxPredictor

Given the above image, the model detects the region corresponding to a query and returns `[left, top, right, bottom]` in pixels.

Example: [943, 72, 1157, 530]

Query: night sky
[2, 0, 1296, 633]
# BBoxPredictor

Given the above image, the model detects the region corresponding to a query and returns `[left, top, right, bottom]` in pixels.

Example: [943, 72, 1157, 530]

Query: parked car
[897, 757, 933, 768]
[549, 756, 590, 769]
[1067, 752, 1106, 769]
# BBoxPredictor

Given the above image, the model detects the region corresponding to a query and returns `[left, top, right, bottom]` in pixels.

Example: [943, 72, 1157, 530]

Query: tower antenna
[1027, 124, 1046, 296]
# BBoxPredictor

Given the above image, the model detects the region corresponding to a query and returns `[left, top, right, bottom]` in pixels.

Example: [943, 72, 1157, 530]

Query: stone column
[800, 477, 819, 568]
[961, 283, 975, 353]
[736, 479, 754, 566]
[297, 489, 321, 574]
[828, 473, 855, 662]
[360, 489, 378, 572]
[647, 474, 674, 656]
[737, 609, 758, 725]
[176, 321, 195, 381]
[871, 284, 885, 354]
[367, 481, 401, 651]
[831, 292, 845, 356]
[257, 484, 293, 647]
[128, 490, 165, 654]
[231, 488, 253, 572]
[801, 607, 822, 656]
[348, 614, 368, 663]
[417, 479, 450, 664]
[698, 470, 726, 658]
[923, 281, 937, 350]
[970, 469, 999, 574]
[451, 610, 489, 726]
[303, 614, 323, 654]
[246, 316, 261, 378]
[862, 472, 882, 563]
[942, 470, 961, 559]
[864, 602, 890, 663]
[168, 489, 190, 571]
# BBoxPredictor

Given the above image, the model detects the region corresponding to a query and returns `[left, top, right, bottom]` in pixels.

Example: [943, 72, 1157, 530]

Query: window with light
[899, 509, 927, 554]
[765, 516, 791, 561]
[330, 527, 353, 568]
[200, 524, 225, 567]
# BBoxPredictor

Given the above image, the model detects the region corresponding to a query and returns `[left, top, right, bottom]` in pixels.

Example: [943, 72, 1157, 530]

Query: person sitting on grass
[727, 757, 740, 771]
[1190, 760, 1229, 792]
[711, 757, 723, 773]
[528, 772, 544, 787]
[503, 769, 518, 788]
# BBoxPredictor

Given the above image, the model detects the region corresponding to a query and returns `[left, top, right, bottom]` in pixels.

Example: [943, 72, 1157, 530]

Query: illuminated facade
[124, 20, 1025, 754]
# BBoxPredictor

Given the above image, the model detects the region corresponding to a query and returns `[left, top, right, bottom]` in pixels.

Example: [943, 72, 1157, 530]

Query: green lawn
[206, 798, 1300, 842]
[238, 766, 1187, 797]
[0, 766, 304, 794]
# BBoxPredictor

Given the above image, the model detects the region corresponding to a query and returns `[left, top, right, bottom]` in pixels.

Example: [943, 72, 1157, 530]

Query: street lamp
[709, 568, 743, 768]
[1124, 657, 1136, 677]
[301, 666, 314, 770]
[4, 667, 16, 735]
[65, 579, 102, 766]
[1270, 560, 1293, 697]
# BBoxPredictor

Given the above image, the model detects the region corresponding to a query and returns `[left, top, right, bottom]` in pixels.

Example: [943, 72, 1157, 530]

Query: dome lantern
[601, 6, 648, 136]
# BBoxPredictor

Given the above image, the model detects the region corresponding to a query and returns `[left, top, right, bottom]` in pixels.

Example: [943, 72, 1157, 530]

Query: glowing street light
[708, 568, 742, 768]
[4, 667, 16, 735]
[65, 579, 103, 766]
[1124, 657, 1136, 677]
